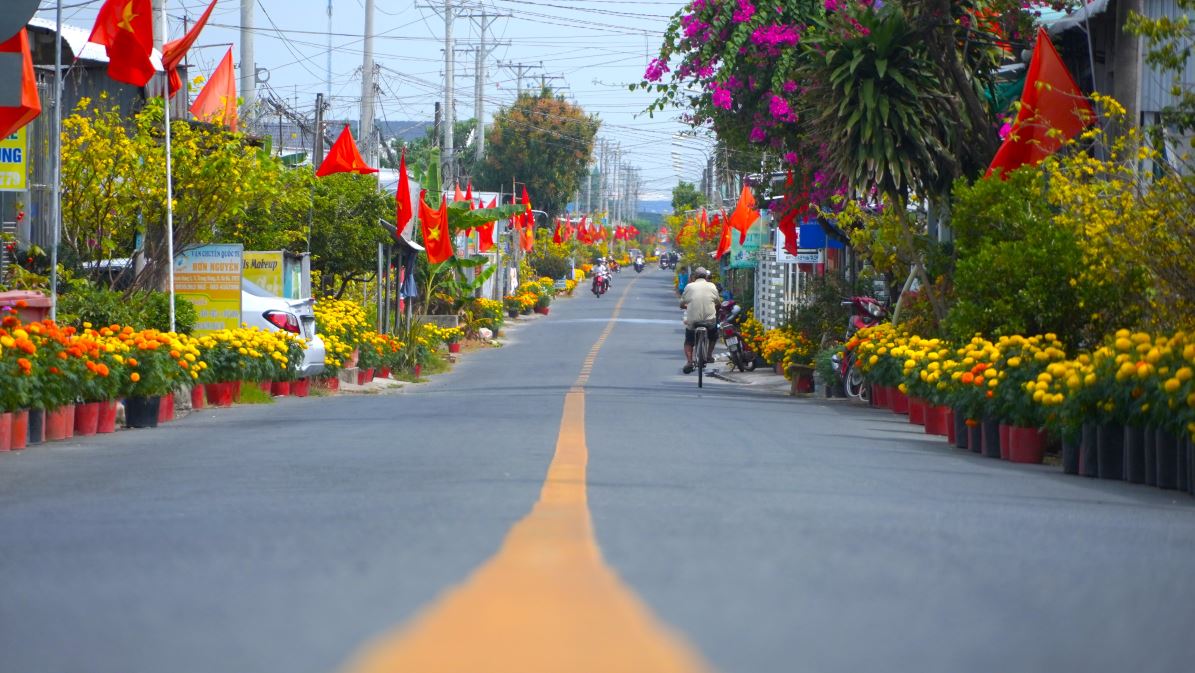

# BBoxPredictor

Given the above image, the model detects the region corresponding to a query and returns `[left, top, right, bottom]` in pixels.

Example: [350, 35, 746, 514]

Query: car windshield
[241, 278, 277, 298]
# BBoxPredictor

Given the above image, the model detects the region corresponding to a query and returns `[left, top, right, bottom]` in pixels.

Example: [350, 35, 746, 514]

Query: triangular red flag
[161, 0, 217, 97]
[478, 197, 498, 252]
[553, 220, 564, 244]
[0, 29, 41, 138]
[316, 124, 377, 177]
[714, 218, 733, 260]
[395, 148, 412, 233]
[454, 183, 465, 202]
[88, 0, 156, 87]
[190, 48, 237, 131]
[988, 27, 1095, 177]
[465, 181, 473, 203]
[419, 190, 453, 263]
[727, 185, 759, 244]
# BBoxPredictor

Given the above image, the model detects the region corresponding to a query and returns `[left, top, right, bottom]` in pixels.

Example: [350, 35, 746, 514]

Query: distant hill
[638, 199, 673, 215]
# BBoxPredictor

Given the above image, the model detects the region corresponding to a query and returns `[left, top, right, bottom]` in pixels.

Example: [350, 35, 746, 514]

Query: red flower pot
[448, 342, 462, 353]
[999, 423, 1011, 460]
[0, 412, 11, 451]
[890, 389, 909, 414]
[379, 367, 391, 379]
[322, 376, 340, 391]
[946, 408, 957, 444]
[158, 394, 174, 424]
[191, 385, 206, 410]
[924, 405, 951, 437]
[9, 410, 28, 450]
[232, 381, 244, 401]
[271, 381, 291, 396]
[97, 401, 118, 434]
[45, 405, 71, 441]
[206, 382, 234, 408]
[908, 397, 927, 425]
[292, 378, 311, 397]
[74, 402, 101, 437]
[1009, 426, 1047, 464]
[872, 385, 887, 408]
[414, 364, 422, 379]
[356, 369, 369, 385]
[259, 381, 273, 393]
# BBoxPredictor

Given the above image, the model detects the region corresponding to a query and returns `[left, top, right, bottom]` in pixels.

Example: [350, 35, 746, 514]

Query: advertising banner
[242, 251, 285, 296]
[0, 127, 27, 191]
[176, 244, 243, 333]
[729, 217, 766, 269]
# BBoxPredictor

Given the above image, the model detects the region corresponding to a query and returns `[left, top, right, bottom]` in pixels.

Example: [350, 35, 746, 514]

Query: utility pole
[326, 0, 333, 98]
[240, 0, 256, 126]
[360, 0, 377, 167]
[313, 93, 326, 164]
[444, 0, 456, 186]
[500, 61, 538, 96]
[434, 102, 442, 149]
[463, 12, 510, 162]
[585, 165, 592, 215]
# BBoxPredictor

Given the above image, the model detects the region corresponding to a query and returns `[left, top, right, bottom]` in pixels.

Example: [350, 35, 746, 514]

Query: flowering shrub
[314, 299, 371, 374]
[760, 327, 816, 377]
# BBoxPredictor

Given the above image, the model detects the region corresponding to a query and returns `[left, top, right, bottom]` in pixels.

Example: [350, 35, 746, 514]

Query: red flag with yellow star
[419, 190, 453, 263]
[88, 0, 156, 87]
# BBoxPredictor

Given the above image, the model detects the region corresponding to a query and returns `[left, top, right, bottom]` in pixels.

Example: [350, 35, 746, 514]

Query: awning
[1041, 0, 1112, 35]
[378, 218, 425, 252]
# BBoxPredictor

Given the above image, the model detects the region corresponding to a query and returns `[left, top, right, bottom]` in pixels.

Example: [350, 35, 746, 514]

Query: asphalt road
[2, 269, 1194, 673]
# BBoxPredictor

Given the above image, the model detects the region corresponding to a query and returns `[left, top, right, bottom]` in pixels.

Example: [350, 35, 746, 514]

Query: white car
[241, 279, 326, 378]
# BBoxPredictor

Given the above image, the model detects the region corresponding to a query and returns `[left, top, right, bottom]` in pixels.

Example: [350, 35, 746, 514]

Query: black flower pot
[27, 408, 44, 445]
[124, 396, 160, 429]
[953, 408, 969, 450]
[1123, 425, 1147, 484]
[1144, 427, 1158, 487]
[1096, 422, 1125, 481]
[1062, 434, 1081, 475]
[981, 418, 1002, 459]
[1156, 427, 1180, 491]
[968, 424, 982, 454]
[1177, 432, 1189, 493]
[1080, 422, 1099, 478]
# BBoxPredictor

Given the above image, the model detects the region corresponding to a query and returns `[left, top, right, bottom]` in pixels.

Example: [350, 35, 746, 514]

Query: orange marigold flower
[127, 358, 138, 367]
[130, 372, 141, 382]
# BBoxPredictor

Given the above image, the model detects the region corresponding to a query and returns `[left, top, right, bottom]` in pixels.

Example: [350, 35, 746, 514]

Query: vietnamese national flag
[0, 29, 41, 139]
[161, 0, 217, 97]
[190, 48, 238, 131]
[987, 27, 1095, 177]
[520, 222, 535, 252]
[419, 190, 453, 263]
[714, 217, 733, 260]
[316, 124, 377, 177]
[478, 197, 498, 252]
[395, 148, 412, 233]
[88, 0, 156, 87]
[727, 185, 759, 244]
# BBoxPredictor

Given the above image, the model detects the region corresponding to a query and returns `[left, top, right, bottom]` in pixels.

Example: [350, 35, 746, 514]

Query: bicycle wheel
[696, 328, 706, 388]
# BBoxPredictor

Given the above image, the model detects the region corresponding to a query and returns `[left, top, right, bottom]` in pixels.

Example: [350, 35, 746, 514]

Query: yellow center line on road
[339, 278, 714, 673]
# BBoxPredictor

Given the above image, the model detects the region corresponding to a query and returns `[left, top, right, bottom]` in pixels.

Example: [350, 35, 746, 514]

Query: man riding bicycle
[679, 266, 721, 374]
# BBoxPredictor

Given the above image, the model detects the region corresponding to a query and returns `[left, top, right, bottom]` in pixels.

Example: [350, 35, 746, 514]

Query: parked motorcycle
[717, 300, 757, 372]
[831, 296, 888, 400]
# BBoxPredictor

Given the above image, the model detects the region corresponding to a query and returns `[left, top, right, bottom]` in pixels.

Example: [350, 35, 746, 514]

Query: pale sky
[37, 0, 708, 200]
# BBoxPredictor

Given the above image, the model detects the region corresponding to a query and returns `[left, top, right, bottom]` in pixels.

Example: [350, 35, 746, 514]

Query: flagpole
[162, 3, 177, 332]
[49, 0, 64, 320]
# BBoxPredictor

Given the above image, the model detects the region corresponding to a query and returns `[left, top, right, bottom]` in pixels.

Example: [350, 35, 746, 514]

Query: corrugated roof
[27, 16, 165, 70]
[1042, 0, 1112, 35]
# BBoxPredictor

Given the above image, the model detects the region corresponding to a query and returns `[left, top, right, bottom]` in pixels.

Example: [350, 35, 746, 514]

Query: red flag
[778, 210, 800, 256]
[395, 148, 412, 232]
[988, 28, 1095, 177]
[419, 190, 453, 263]
[161, 0, 217, 97]
[714, 218, 733, 260]
[0, 29, 40, 138]
[478, 197, 498, 252]
[727, 185, 759, 244]
[520, 223, 535, 252]
[88, 0, 156, 87]
[316, 124, 377, 177]
[190, 48, 238, 131]
[454, 183, 465, 202]
[465, 181, 473, 203]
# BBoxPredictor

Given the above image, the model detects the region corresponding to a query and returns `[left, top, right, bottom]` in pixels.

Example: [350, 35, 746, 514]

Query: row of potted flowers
[0, 314, 313, 451]
[848, 325, 1195, 497]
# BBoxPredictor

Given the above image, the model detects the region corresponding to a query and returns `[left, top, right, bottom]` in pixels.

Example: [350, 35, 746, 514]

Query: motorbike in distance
[633, 257, 645, 273]
[717, 300, 758, 372]
[831, 296, 888, 400]
[591, 272, 610, 298]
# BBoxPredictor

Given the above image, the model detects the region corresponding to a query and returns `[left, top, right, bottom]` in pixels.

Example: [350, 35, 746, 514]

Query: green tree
[309, 173, 393, 298]
[671, 181, 705, 214]
[475, 90, 600, 216]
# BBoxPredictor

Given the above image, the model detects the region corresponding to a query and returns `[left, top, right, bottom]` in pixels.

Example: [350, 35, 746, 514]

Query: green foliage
[528, 240, 574, 279]
[671, 181, 705, 214]
[475, 91, 600, 216]
[1129, 1, 1195, 133]
[310, 173, 393, 298]
[789, 273, 858, 345]
[57, 286, 197, 334]
[235, 383, 275, 405]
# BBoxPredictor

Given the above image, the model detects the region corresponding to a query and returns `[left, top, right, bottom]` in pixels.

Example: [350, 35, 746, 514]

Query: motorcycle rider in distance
[679, 266, 721, 374]
[592, 258, 611, 296]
